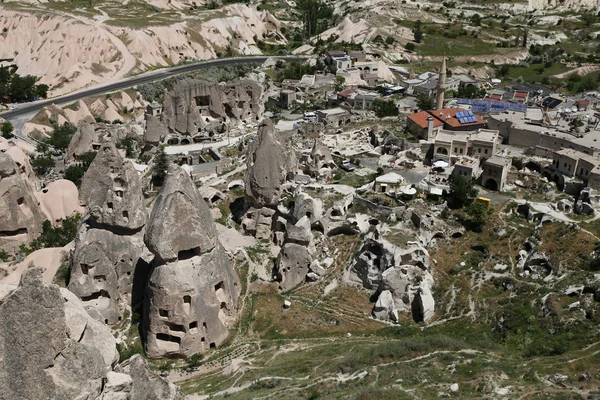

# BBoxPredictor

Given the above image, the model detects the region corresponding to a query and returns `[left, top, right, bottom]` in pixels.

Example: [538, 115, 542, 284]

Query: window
[478, 148, 481, 153]
[459, 148, 463, 154]
[484, 149, 488, 154]
[454, 148, 457, 153]
[564, 163, 567, 168]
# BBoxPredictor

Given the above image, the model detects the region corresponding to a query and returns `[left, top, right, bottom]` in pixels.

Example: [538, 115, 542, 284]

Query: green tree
[1, 121, 14, 139]
[30, 154, 56, 176]
[28, 214, 81, 251]
[413, 28, 423, 43]
[63, 165, 86, 187]
[581, 12, 596, 27]
[470, 13, 481, 26]
[333, 76, 346, 92]
[465, 201, 488, 232]
[297, 0, 334, 37]
[449, 174, 477, 209]
[46, 122, 77, 151]
[152, 146, 169, 187]
[416, 93, 435, 110]
[457, 84, 480, 99]
[373, 99, 399, 118]
[405, 42, 416, 51]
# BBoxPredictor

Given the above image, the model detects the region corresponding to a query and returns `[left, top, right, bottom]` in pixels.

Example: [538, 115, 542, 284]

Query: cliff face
[161, 79, 263, 137]
[0, 5, 284, 96]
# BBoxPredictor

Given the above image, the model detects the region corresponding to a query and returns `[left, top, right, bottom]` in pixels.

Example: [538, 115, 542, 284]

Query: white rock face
[528, 0, 599, 9]
[349, 233, 435, 323]
[0, 5, 285, 96]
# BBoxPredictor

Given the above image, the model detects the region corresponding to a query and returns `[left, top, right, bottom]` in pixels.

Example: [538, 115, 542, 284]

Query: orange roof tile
[407, 111, 444, 129]
[428, 108, 487, 128]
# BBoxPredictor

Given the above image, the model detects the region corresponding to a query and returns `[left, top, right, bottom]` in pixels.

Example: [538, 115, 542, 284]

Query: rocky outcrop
[274, 242, 312, 291]
[349, 232, 435, 323]
[162, 79, 262, 137]
[306, 140, 335, 179]
[144, 165, 240, 358]
[70, 140, 149, 325]
[241, 207, 275, 240]
[144, 114, 168, 145]
[66, 123, 142, 165]
[245, 119, 296, 209]
[0, 153, 45, 253]
[144, 165, 217, 263]
[79, 141, 146, 231]
[0, 267, 183, 400]
[66, 123, 99, 164]
[68, 226, 150, 325]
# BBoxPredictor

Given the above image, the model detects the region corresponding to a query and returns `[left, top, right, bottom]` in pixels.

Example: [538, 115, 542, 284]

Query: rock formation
[144, 114, 168, 145]
[0, 267, 183, 400]
[349, 232, 435, 323]
[0, 153, 45, 253]
[162, 79, 262, 139]
[144, 165, 240, 358]
[245, 119, 297, 209]
[70, 141, 149, 325]
[68, 226, 150, 325]
[305, 140, 335, 179]
[79, 141, 146, 231]
[66, 122, 143, 165]
[65, 122, 99, 164]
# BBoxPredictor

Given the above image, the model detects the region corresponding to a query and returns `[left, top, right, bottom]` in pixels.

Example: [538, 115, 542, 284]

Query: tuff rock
[79, 142, 147, 231]
[0, 152, 45, 253]
[0, 267, 182, 400]
[144, 165, 240, 358]
[245, 119, 296, 209]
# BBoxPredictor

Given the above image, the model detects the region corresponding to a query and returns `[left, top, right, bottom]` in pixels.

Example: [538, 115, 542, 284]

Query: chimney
[427, 116, 435, 140]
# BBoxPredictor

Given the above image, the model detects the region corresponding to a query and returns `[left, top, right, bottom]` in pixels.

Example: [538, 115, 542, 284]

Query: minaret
[435, 56, 447, 110]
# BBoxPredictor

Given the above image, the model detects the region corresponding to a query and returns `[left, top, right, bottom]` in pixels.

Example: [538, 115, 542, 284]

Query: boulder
[372, 290, 398, 322]
[0, 153, 45, 253]
[241, 207, 275, 239]
[144, 165, 240, 357]
[68, 224, 150, 325]
[245, 119, 296, 208]
[80, 142, 146, 231]
[380, 265, 435, 323]
[115, 355, 184, 400]
[285, 216, 312, 245]
[274, 243, 312, 291]
[293, 191, 323, 225]
[0, 267, 183, 400]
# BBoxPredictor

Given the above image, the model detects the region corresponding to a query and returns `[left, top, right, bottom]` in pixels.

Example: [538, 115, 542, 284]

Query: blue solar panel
[456, 111, 463, 118]
[456, 98, 527, 113]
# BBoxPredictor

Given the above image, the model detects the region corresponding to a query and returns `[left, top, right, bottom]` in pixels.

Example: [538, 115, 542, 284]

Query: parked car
[340, 160, 356, 172]
[10, 105, 18, 110]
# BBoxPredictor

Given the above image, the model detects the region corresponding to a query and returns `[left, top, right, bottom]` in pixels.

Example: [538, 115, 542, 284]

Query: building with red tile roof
[407, 108, 488, 139]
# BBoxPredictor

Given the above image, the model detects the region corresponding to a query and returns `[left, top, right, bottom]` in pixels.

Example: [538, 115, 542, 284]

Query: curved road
[0, 55, 307, 121]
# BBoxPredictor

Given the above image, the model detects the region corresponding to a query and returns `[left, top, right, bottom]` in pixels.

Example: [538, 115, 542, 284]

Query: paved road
[0, 55, 307, 121]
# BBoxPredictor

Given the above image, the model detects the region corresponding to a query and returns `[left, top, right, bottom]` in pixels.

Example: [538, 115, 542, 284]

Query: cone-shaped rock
[0, 153, 45, 253]
[144, 165, 240, 357]
[244, 119, 296, 209]
[145, 164, 217, 263]
[79, 141, 146, 230]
